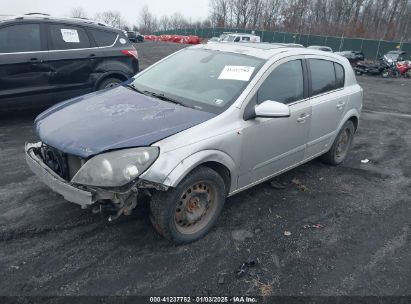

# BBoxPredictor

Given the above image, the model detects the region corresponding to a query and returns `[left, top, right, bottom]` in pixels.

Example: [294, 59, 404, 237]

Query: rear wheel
[321, 120, 355, 166]
[150, 166, 226, 244]
[381, 69, 390, 78]
[98, 77, 123, 90]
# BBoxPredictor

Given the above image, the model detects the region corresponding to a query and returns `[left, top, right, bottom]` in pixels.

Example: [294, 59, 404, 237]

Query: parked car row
[0, 14, 139, 110]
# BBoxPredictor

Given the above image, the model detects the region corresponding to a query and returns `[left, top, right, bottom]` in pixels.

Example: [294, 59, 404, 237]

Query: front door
[0, 22, 51, 109]
[238, 58, 311, 188]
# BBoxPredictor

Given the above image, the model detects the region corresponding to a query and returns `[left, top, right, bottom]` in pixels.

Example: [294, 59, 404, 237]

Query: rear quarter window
[90, 29, 118, 47]
[334, 62, 345, 89]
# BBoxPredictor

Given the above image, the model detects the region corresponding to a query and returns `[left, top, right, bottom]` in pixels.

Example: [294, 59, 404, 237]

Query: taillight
[121, 49, 138, 60]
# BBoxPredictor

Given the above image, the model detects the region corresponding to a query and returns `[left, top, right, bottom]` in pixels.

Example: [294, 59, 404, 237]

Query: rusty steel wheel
[321, 120, 355, 166]
[174, 181, 218, 235]
[335, 127, 351, 162]
[150, 166, 226, 244]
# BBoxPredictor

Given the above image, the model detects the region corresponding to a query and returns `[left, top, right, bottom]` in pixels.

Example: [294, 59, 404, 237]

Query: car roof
[227, 33, 258, 36]
[308, 45, 331, 48]
[0, 14, 121, 32]
[387, 50, 405, 54]
[193, 42, 345, 61]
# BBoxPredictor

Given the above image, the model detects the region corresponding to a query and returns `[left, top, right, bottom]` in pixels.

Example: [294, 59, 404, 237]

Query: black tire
[98, 77, 123, 90]
[381, 69, 390, 78]
[320, 120, 355, 166]
[150, 166, 226, 244]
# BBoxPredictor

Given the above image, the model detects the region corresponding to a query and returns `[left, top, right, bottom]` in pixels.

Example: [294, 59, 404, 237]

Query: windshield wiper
[143, 90, 195, 109]
[126, 83, 145, 94]
[127, 84, 196, 109]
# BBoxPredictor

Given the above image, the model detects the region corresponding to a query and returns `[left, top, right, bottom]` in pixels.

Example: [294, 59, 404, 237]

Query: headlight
[71, 147, 159, 187]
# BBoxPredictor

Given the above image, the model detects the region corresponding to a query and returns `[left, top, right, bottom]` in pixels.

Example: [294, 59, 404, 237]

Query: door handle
[337, 101, 346, 109]
[29, 58, 42, 63]
[89, 53, 96, 57]
[297, 113, 311, 123]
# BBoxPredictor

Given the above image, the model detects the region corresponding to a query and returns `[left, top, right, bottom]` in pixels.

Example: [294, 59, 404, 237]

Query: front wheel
[320, 120, 355, 166]
[98, 77, 123, 90]
[150, 166, 226, 244]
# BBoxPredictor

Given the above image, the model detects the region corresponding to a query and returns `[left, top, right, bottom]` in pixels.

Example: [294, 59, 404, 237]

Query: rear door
[305, 57, 347, 158]
[45, 23, 96, 99]
[0, 22, 50, 109]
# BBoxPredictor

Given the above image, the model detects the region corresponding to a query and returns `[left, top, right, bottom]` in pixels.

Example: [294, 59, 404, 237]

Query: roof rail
[24, 13, 50, 16]
[3, 14, 110, 28]
[68, 17, 108, 27]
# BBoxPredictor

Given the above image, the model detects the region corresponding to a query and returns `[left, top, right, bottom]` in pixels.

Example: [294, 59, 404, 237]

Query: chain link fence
[155, 27, 411, 61]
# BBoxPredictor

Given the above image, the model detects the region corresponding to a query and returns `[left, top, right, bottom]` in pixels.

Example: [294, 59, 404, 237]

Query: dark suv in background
[125, 31, 144, 43]
[0, 14, 139, 110]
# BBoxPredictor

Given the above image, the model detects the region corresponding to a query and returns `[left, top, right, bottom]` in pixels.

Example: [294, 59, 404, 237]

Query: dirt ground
[0, 41, 410, 296]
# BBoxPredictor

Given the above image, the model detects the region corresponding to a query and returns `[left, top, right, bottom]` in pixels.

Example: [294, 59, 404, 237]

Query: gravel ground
[0, 41, 410, 296]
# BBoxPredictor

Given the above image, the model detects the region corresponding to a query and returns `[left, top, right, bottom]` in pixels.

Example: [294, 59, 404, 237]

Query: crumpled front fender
[141, 149, 237, 193]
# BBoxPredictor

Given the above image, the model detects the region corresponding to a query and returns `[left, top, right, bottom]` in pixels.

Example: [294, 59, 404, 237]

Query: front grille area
[39, 144, 84, 181]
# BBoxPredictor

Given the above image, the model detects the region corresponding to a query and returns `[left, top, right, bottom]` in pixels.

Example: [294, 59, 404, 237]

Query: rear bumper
[25, 142, 95, 207]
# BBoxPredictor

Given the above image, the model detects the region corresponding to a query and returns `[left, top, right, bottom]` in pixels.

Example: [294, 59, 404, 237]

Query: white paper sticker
[61, 29, 80, 43]
[218, 66, 255, 81]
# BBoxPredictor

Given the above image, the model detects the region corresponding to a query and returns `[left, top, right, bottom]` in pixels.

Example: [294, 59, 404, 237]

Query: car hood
[35, 86, 216, 158]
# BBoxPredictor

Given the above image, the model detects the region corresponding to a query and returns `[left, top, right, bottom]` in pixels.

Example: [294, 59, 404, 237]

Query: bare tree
[95, 11, 123, 28]
[159, 15, 171, 31]
[138, 5, 158, 34]
[231, 0, 253, 28]
[169, 13, 188, 29]
[209, 0, 231, 27]
[206, 0, 410, 41]
[261, 0, 283, 31]
[69, 7, 87, 19]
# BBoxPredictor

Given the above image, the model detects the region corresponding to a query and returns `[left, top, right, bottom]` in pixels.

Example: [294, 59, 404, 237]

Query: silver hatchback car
[26, 43, 363, 244]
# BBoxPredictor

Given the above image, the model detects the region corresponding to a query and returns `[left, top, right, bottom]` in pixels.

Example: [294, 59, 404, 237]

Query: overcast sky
[1, 0, 210, 26]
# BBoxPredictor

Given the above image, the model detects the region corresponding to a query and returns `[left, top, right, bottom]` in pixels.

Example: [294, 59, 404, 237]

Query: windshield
[223, 35, 236, 42]
[385, 53, 402, 61]
[219, 34, 228, 40]
[131, 48, 264, 114]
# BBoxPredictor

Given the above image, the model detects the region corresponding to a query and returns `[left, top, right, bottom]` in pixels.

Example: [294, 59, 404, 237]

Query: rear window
[309, 59, 338, 95]
[0, 24, 41, 53]
[90, 29, 118, 47]
[49, 24, 90, 50]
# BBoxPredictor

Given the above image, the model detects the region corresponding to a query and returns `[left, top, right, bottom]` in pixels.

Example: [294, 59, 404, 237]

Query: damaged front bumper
[25, 142, 95, 207]
[25, 142, 169, 214]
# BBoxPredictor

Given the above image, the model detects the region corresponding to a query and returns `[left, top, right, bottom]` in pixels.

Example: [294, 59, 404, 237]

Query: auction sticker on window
[61, 29, 80, 43]
[218, 66, 255, 81]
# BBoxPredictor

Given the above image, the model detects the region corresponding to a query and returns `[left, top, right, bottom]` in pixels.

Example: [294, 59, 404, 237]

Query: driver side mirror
[254, 100, 290, 118]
